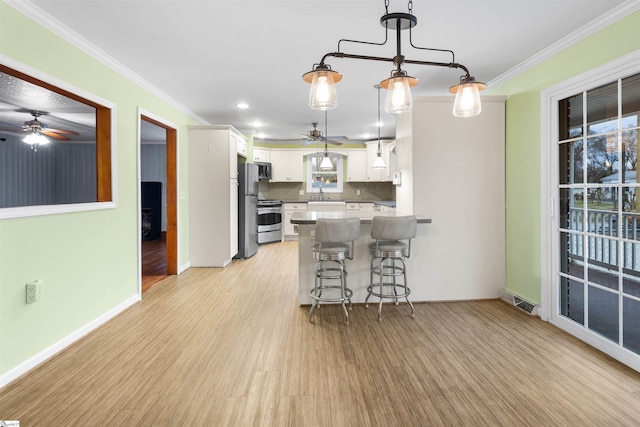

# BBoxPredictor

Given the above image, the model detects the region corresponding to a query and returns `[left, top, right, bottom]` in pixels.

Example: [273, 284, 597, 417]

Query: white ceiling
[3, 0, 637, 143]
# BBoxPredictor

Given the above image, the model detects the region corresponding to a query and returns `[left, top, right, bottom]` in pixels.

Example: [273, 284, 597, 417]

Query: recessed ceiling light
[254, 132, 266, 139]
[376, 121, 384, 127]
[252, 120, 262, 127]
[236, 102, 249, 109]
[361, 133, 372, 139]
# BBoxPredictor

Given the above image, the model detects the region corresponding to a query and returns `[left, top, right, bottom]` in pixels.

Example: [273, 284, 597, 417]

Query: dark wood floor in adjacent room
[141, 234, 167, 293]
[2, 241, 640, 426]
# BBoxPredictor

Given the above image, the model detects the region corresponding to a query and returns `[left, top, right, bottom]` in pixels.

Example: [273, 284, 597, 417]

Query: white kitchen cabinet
[382, 142, 396, 182]
[283, 202, 307, 240]
[252, 147, 270, 163]
[271, 150, 305, 182]
[365, 142, 396, 182]
[346, 150, 367, 182]
[235, 133, 248, 158]
[359, 203, 375, 212]
[366, 142, 385, 182]
[188, 125, 240, 267]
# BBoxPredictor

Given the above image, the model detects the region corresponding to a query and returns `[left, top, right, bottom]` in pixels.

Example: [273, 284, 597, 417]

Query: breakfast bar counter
[291, 211, 431, 305]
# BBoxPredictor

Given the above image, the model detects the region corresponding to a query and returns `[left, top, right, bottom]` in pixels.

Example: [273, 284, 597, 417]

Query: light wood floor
[2, 242, 640, 426]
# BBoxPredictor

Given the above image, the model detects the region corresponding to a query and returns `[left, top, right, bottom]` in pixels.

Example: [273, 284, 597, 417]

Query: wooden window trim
[0, 62, 115, 219]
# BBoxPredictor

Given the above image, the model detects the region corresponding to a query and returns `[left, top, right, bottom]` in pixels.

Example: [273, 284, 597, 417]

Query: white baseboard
[0, 294, 140, 389]
[178, 262, 190, 274]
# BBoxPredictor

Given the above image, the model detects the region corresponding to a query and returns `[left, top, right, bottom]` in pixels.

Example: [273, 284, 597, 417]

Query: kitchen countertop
[290, 210, 431, 224]
[280, 200, 396, 207]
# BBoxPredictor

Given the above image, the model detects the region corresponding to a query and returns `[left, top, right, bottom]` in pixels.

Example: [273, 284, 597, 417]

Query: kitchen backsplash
[258, 181, 395, 201]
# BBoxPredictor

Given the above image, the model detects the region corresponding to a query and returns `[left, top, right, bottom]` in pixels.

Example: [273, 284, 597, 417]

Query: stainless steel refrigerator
[236, 163, 259, 258]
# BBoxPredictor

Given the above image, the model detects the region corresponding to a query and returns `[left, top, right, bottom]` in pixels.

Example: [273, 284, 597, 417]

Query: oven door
[257, 207, 282, 232]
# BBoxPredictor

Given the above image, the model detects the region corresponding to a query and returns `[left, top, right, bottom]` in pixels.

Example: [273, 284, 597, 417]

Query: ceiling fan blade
[41, 130, 70, 141]
[0, 121, 22, 129]
[45, 128, 79, 136]
[327, 139, 343, 146]
[302, 139, 315, 146]
[327, 136, 349, 140]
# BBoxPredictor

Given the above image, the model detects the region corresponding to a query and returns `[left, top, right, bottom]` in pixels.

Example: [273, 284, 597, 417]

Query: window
[306, 152, 343, 193]
[0, 62, 114, 219]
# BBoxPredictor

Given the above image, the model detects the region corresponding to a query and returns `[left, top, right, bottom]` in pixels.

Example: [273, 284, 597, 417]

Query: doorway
[139, 113, 177, 292]
[542, 54, 640, 372]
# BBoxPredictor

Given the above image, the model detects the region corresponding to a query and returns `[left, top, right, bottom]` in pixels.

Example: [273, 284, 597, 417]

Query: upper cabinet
[234, 132, 248, 158]
[271, 150, 305, 182]
[253, 147, 271, 163]
[350, 142, 395, 182]
[346, 150, 367, 182]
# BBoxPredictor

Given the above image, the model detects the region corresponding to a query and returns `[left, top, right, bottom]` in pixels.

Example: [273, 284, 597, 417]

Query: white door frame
[540, 49, 640, 371]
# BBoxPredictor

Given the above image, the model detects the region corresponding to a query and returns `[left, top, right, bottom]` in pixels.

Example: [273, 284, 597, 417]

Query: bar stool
[309, 217, 360, 324]
[365, 215, 418, 321]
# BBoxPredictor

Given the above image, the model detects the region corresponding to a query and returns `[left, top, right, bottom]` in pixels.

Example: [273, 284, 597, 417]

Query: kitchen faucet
[319, 186, 325, 201]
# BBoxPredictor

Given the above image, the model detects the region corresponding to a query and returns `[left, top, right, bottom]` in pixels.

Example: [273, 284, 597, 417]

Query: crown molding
[488, 0, 640, 90]
[4, 0, 210, 125]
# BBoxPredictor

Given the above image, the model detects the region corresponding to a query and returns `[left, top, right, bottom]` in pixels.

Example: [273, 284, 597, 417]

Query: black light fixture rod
[337, 32, 388, 53]
[318, 52, 470, 74]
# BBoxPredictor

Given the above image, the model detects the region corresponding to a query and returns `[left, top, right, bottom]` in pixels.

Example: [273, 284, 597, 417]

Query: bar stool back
[366, 215, 418, 321]
[310, 217, 360, 324]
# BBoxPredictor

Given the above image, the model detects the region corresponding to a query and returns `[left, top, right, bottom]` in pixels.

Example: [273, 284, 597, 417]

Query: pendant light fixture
[319, 110, 333, 170]
[303, 0, 485, 117]
[372, 84, 386, 169]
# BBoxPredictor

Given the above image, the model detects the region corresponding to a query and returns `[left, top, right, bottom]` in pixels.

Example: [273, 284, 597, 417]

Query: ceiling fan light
[319, 155, 333, 170]
[303, 66, 341, 111]
[449, 76, 486, 118]
[372, 153, 386, 169]
[381, 74, 417, 115]
[23, 132, 49, 146]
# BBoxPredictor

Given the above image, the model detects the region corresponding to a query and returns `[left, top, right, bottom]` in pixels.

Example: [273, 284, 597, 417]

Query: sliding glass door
[557, 73, 640, 357]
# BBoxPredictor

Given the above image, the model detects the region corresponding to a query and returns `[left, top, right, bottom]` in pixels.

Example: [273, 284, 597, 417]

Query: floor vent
[501, 291, 539, 316]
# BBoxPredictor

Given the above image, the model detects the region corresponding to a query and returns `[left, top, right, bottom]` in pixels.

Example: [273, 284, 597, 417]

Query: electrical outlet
[299, 190, 304, 196]
[26, 280, 43, 304]
[356, 189, 361, 196]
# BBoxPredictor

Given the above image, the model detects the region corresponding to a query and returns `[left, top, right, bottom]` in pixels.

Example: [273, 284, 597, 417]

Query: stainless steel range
[257, 199, 282, 244]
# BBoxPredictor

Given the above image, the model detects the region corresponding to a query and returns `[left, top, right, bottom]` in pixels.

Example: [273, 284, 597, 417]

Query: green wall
[491, 10, 640, 304]
[0, 2, 200, 379]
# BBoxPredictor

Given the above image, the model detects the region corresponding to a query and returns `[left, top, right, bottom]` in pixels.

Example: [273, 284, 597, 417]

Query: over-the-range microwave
[256, 162, 272, 181]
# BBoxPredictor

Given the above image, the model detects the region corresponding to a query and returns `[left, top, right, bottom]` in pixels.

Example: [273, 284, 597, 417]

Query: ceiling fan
[301, 121, 347, 146]
[21, 110, 79, 141]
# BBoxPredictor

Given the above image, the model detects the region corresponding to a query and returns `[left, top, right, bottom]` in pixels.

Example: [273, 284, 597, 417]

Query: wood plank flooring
[2, 241, 640, 426]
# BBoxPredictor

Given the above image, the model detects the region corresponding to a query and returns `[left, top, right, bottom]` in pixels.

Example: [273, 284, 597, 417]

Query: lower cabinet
[359, 203, 375, 212]
[283, 202, 307, 240]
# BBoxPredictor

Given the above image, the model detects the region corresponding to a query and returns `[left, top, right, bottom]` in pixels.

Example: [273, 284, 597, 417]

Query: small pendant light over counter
[372, 84, 385, 169]
[319, 110, 333, 170]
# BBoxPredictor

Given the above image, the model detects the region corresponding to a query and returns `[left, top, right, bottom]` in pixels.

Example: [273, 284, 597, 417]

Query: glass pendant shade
[451, 83, 482, 117]
[319, 154, 333, 170]
[23, 132, 49, 146]
[381, 74, 417, 115]
[308, 71, 339, 110]
[372, 152, 386, 169]
[449, 77, 486, 118]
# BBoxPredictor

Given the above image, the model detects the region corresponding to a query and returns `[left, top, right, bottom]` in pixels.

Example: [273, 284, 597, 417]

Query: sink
[307, 201, 346, 211]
